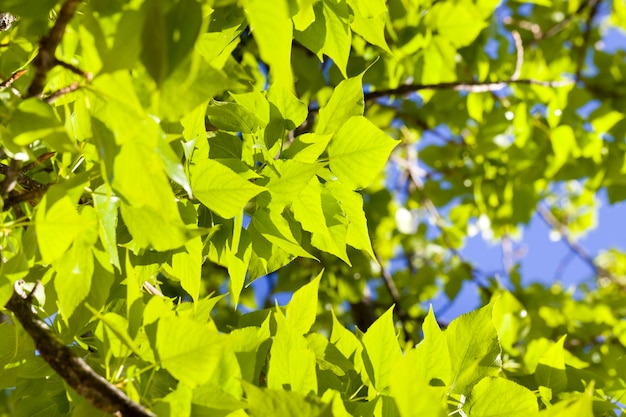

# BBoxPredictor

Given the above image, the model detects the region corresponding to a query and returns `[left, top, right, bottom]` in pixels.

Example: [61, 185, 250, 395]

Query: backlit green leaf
[286, 271, 322, 335]
[465, 377, 539, 417]
[361, 306, 402, 394]
[328, 116, 398, 190]
[446, 303, 501, 394]
[268, 311, 318, 394]
[156, 317, 231, 387]
[190, 159, 265, 219]
[244, 0, 294, 86]
[535, 335, 567, 394]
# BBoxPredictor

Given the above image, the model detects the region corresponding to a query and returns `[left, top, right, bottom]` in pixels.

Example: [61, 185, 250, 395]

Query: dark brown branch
[5, 281, 156, 417]
[364, 78, 574, 101]
[26, 0, 83, 98]
[2, 188, 48, 209]
[0, 161, 50, 192]
[22, 151, 56, 173]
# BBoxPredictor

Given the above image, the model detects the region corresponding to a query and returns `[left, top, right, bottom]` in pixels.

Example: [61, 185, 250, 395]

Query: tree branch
[26, 0, 83, 98]
[364, 78, 574, 101]
[5, 281, 156, 417]
[0, 69, 28, 89]
[536, 204, 612, 280]
[542, 0, 599, 40]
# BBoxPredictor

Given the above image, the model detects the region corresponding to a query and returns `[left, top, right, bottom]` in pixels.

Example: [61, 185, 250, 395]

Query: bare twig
[372, 250, 413, 338]
[364, 78, 574, 101]
[511, 31, 523, 81]
[542, 0, 597, 40]
[536, 204, 611, 279]
[0, 69, 28, 89]
[27, 0, 83, 98]
[503, 17, 543, 40]
[44, 81, 81, 103]
[5, 281, 156, 417]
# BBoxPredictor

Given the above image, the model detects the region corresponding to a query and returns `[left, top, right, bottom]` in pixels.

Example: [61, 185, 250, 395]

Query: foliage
[0, 0, 625, 416]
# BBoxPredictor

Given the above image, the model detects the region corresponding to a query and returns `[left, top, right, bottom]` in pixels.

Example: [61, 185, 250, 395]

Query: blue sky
[436, 195, 626, 321]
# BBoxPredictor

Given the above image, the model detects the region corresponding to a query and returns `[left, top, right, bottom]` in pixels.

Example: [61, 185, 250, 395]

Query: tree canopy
[1, 0, 626, 416]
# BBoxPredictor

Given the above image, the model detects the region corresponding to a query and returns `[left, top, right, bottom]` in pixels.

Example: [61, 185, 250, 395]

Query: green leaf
[244, 383, 331, 417]
[267, 83, 308, 130]
[330, 310, 368, 383]
[361, 306, 402, 394]
[206, 100, 263, 133]
[414, 306, 452, 386]
[429, 1, 487, 48]
[465, 377, 539, 417]
[113, 130, 189, 251]
[282, 132, 333, 162]
[250, 208, 315, 260]
[93, 185, 121, 271]
[227, 229, 252, 307]
[244, 0, 294, 87]
[328, 116, 398, 190]
[446, 303, 502, 394]
[168, 236, 203, 303]
[538, 383, 594, 417]
[140, 0, 202, 85]
[258, 159, 321, 209]
[35, 179, 95, 264]
[547, 125, 579, 177]
[292, 179, 351, 263]
[294, 0, 352, 78]
[156, 317, 231, 387]
[286, 271, 322, 335]
[316, 74, 364, 135]
[159, 56, 231, 121]
[535, 335, 568, 394]
[389, 348, 448, 417]
[53, 245, 94, 320]
[9, 98, 74, 150]
[347, 0, 391, 53]
[229, 316, 271, 384]
[326, 181, 375, 259]
[267, 311, 318, 394]
[190, 159, 265, 219]
[93, 312, 140, 359]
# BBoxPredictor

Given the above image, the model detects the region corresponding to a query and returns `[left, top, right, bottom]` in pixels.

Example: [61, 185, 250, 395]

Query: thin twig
[364, 78, 574, 101]
[0, 69, 28, 89]
[536, 204, 611, 279]
[399, 133, 492, 293]
[27, 0, 83, 98]
[542, 0, 597, 40]
[553, 251, 575, 282]
[5, 281, 156, 417]
[511, 31, 523, 81]
[44, 81, 81, 103]
[373, 250, 412, 337]
[504, 17, 543, 40]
